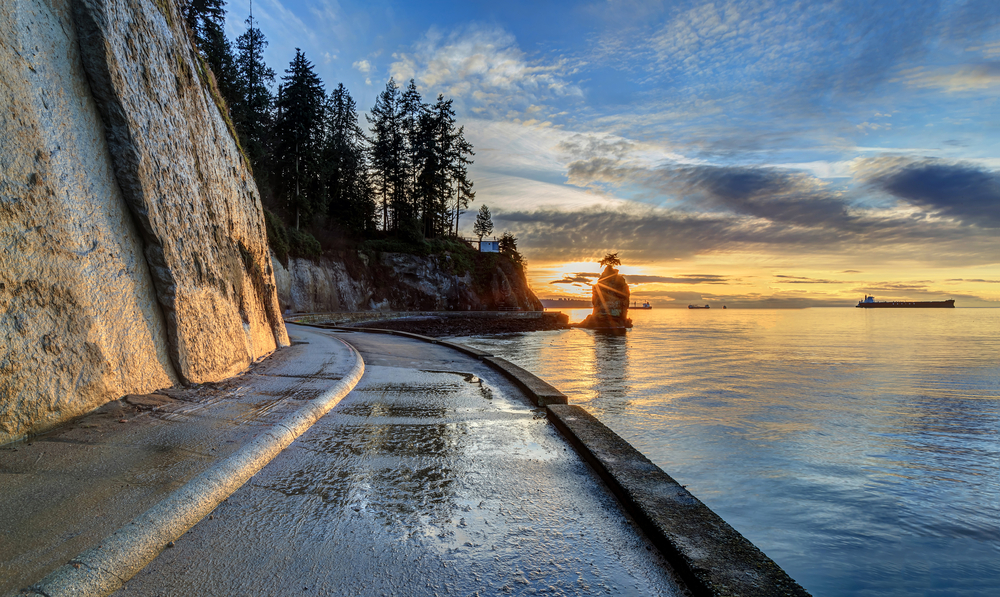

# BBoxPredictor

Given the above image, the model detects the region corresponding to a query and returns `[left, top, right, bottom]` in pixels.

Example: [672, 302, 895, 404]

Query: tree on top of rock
[499, 231, 524, 268]
[473, 205, 494, 241]
[600, 253, 621, 268]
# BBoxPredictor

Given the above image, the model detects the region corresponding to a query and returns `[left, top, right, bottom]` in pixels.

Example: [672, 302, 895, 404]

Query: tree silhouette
[232, 10, 275, 173]
[323, 84, 374, 232]
[271, 49, 325, 228]
[473, 205, 494, 241]
[600, 253, 621, 268]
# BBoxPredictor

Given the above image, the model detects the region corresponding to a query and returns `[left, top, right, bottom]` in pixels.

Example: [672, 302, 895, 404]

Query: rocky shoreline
[349, 313, 570, 337]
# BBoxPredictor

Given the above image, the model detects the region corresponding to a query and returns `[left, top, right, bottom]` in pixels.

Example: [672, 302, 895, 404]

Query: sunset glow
[227, 0, 1000, 307]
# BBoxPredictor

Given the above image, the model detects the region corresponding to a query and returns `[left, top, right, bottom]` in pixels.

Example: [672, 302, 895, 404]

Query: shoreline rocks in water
[574, 265, 633, 329]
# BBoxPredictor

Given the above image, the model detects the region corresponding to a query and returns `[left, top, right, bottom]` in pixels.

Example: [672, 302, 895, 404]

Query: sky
[225, 0, 1000, 307]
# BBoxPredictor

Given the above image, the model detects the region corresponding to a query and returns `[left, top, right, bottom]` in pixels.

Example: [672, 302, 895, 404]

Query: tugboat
[856, 295, 955, 308]
[631, 300, 653, 309]
[688, 304, 710, 309]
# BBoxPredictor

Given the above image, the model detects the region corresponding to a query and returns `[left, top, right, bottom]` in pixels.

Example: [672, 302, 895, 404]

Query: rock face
[73, 0, 288, 380]
[0, 0, 286, 443]
[575, 266, 632, 329]
[272, 252, 543, 313]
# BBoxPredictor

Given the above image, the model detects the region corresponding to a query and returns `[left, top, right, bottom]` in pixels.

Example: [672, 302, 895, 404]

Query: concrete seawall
[301, 322, 811, 597]
[287, 310, 566, 325]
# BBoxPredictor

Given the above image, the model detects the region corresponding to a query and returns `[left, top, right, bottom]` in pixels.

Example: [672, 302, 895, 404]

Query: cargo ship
[856, 295, 955, 308]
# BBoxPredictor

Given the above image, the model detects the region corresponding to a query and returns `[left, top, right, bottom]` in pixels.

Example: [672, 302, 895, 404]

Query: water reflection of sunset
[452, 308, 1000, 597]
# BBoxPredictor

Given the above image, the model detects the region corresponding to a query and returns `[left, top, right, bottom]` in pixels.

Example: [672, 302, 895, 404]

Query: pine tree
[415, 95, 459, 237]
[183, 0, 238, 110]
[448, 125, 475, 236]
[367, 80, 407, 232]
[323, 84, 375, 232]
[232, 10, 275, 174]
[499, 231, 524, 267]
[473, 204, 494, 241]
[400, 80, 425, 210]
[271, 49, 326, 228]
[182, 0, 227, 41]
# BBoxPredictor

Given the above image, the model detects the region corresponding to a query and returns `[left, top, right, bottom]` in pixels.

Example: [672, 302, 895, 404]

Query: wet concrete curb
[17, 339, 365, 597]
[308, 325, 563, 405]
[481, 357, 568, 406]
[546, 405, 810, 597]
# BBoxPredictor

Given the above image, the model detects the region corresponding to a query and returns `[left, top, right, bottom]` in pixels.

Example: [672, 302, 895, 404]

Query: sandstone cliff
[1, 0, 287, 443]
[272, 251, 543, 314]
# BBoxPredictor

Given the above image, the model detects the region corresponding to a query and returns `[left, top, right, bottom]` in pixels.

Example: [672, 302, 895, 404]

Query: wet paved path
[1, 328, 357, 595]
[117, 328, 685, 596]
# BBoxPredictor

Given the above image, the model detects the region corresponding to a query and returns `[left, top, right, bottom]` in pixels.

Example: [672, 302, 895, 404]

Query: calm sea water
[453, 308, 1000, 596]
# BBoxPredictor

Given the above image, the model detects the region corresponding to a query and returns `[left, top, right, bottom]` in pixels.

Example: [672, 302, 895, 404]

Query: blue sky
[225, 0, 1000, 307]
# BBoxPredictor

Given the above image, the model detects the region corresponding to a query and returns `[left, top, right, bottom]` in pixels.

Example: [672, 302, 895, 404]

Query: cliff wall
[0, 0, 287, 444]
[272, 252, 543, 314]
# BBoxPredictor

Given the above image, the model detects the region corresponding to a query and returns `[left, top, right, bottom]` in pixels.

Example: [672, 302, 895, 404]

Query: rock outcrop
[272, 251, 543, 313]
[574, 265, 632, 329]
[0, 0, 286, 443]
[74, 0, 288, 380]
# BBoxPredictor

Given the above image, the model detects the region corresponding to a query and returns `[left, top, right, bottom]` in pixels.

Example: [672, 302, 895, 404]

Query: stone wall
[0, 0, 287, 443]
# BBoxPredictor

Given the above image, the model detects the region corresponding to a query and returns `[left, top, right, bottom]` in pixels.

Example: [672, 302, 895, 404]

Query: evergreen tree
[271, 49, 326, 228]
[323, 84, 375, 232]
[499, 231, 524, 267]
[473, 204, 494, 241]
[182, 0, 227, 41]
[232, 10, 275, 173]
[181, 0, 239, 111]
[400, 80, 426, 213]
[448, 125, 475, 236]
[414, 95, 458, 237]
[367, 80, 407, 231]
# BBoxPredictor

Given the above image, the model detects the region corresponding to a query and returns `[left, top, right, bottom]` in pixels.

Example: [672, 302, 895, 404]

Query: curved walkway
[2, 328, 362, 596]
[114, 328, 686, 596]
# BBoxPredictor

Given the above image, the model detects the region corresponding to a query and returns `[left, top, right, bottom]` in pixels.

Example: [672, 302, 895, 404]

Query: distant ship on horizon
[856, 295, 955, 308]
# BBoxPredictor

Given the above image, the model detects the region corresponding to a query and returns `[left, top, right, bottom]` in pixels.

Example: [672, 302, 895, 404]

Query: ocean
[453, 307, 1000, 596]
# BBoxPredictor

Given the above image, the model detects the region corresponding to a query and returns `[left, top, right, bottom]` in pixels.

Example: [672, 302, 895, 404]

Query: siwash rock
[575, 265, 632, 329]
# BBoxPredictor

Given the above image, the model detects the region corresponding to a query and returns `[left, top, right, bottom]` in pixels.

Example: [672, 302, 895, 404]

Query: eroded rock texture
[73, 0, 288, 381]
[575, 265, 632, 329]
[272, 252, 543, 313]
[0, 0, 179, 442]
[0, 0, 286, 443]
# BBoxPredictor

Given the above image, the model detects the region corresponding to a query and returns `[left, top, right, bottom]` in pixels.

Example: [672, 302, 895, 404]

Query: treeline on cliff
[182, 0, 523, 270]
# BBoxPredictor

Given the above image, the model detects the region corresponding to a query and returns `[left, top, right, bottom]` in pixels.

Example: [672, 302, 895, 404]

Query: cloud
[627, 274, 730, 284]
[493, 201, 999, 268]
[389, 26, 581, 120]
[861, 159, 1000, 227]
[565, 157, 855, 228]
[775, 275, 843, 284]
[352, 59, 373, 73]
[898, 63, 1000, 92]
[946, 278, 1000, 283]
[551, 275, 596, 284]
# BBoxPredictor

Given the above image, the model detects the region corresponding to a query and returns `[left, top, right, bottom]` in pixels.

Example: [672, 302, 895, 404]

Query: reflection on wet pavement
[117, 332, 684, 596]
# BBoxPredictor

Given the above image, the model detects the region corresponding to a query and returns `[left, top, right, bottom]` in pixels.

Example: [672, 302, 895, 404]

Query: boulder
[574, 265, 633, 329]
